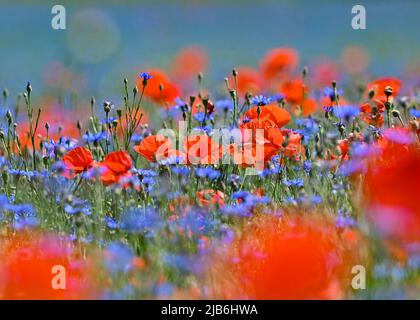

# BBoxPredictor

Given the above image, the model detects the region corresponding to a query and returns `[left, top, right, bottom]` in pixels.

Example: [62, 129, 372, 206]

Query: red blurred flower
[217, 216, 358, 299]
[183, 135, 223, 165]
[139, 69, 180, 104]
[99, 151, 132, 185]
[134, 134, 173, 162]
[62, 146, 94, 178]
[367, 77, 402, 102]
[0, 232, 97, 299]
[171, 46, 208, 81]
[260, 48, 299, 82]
[229, 67, 262, 96]
[363, 137, 420, 243]
[280, 79, 308, 105]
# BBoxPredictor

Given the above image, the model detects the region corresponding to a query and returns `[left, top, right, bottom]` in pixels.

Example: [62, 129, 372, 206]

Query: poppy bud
[3, 88, 9, 99]
[103, 101, 111, 113]
[26, 82, 32, 93]
[45, 122, 50, 130]
[302, 66, 308, 78]
[368, 90, 375, 99]
[232, 69, 238, 77]
[384, 86, 393, 97]
[117, 109, 122, 118]
[6, 110, 12, 124]
[391, 109, 400, 118]
[124, 78, 128, 85]
[133, 86, 138, 95]
[189, 96, 196, 106]
[207, 101, 215, 115]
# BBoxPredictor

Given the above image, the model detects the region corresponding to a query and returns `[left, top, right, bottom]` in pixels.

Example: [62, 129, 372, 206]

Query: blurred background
[0, 0, 419, 102]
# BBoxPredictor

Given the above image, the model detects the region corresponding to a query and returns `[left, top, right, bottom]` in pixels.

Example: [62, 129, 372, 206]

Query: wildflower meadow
[0, 1, 419, 303]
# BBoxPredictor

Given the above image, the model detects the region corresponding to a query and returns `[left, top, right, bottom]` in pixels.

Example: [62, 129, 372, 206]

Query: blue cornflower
[283, 178, 304, 188]
[303, 160, 312, 174]
[251, 95, 272, 106]
[222, 203, 252, 217]
[105, 216, 118, 229]
[195, 167, 221, 180]
[338, 159, 365, 176]
[8, 203, 38, 230]
[163, 253, 203, 274]
[271, 93, 285, 102]
[171, 166, 190, 176]
[296, 194, 322, 206]
[215, 99, 234, 113]
[119, 207, 163, 235]
[232, 191, 271, 206]
[139, 72, 153, 81]
[173, 209, 216, 237]
[134, 168, 158, 177]
[333, 105, 360, 121]
[193, 112, 213, 123]
[323, 105, 334, 113]
[141, 176, 156, 193]
[83, 131, 107, 144]
[323, 86, 343, 100]
[409, 108, 420, 118]
[351, 142, 380, 158]
[64, 198, 91, 216]
[154, 283, 173, 298]
[295, 118, 319, 144]
[104, 242, 134, 274]
[336, 210, 357, 228]
[101, 116, 117, 124]
[0, 156, 7, 167]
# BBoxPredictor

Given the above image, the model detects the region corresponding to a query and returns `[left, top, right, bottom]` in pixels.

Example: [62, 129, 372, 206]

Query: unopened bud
[384, 86, 393, 97]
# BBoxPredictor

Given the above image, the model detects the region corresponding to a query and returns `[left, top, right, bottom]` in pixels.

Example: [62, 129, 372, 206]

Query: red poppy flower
[99, 151, 132, 185]
[183, 135, 223, 165]
[363, 138, 420, 243]
[300, 98, 317, 116]
[360, 99, 386, 127]
[280, 79, 308, 105]
[139, 69, 180, 104]
[242, 104, 291, 129]
[215, 216, 358, 300]
[134, 135, 173, 162]
[229, 67, 262, 96]
[0, 232, 97, 299]
[171, 46, 208, 81]
[311, 59, 340, 87]
[62, 146, 93, 175]
[367, 77, 402, 102]
[280, 130, 304, 159]
[260, 48, 299, 82]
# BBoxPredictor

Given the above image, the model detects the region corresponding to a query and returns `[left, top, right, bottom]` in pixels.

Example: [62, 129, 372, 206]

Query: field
[0, 1, 419, 300]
